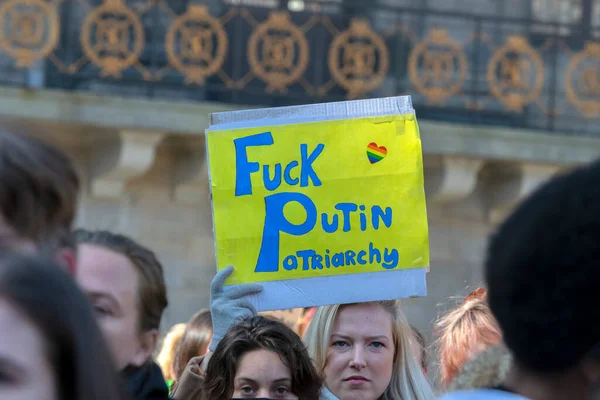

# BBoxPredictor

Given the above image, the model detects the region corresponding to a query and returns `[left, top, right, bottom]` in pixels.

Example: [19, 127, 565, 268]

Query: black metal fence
[0, 0, 598, 136]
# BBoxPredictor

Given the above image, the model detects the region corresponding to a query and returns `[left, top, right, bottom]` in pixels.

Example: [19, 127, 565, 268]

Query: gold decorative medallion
[0, 0, 59, 67]
[166, 5, 227, 85]
[328, 19, 389, 98]
[487, 36, 544, 112]
[408, 29, 468, 104]
[80, 0, 144, 77]
[565, 41, 600, 118]
[247, 12, 309, 92]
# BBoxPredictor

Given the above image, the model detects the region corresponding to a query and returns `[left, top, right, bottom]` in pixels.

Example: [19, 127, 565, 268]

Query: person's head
[486, 161, 600, 390]
[0, 253, 126, 400]
[0, 132, 79, 271]
[73, 229, 168, 370]
[172, 309, 213, 380]
[434, 288, 502, 387]
[156, 323, 186, 382]
[204, 316, 322, 400]
[410, 325, 428, 375]
[304, 301, 434, 400]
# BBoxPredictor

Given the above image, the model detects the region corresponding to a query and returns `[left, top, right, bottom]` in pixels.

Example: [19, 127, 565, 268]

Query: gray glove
[208, 265, 263, 352]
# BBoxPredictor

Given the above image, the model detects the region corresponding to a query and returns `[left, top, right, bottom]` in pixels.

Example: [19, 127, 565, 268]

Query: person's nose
[256, 388, 271, 398]
[349, 345, 367, 369]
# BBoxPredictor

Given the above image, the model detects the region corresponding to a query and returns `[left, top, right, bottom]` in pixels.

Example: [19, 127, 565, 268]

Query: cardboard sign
[206, 96, 429, 311]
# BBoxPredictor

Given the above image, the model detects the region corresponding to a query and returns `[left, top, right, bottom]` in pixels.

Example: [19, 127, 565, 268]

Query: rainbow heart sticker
[366, 142, 387, 164]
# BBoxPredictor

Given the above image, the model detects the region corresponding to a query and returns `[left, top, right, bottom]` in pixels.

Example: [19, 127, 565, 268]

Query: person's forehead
[333, 304, 393, 336]
[236, 349, 291, 378]
[75, 244, 138, 298]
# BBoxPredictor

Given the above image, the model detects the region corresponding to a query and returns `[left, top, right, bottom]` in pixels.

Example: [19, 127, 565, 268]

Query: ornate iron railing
[0, 0, 598, 136]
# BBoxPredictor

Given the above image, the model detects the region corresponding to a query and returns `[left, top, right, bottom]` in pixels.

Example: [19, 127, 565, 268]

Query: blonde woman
[434, 288, 502, 388]
[304, 300, 435, 400]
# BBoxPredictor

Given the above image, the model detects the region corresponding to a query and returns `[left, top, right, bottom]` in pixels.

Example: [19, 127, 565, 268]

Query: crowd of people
[0, 129, 598, 400]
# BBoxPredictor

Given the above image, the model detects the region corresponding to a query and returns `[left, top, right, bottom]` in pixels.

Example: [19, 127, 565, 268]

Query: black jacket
[121, 362, 171, 400]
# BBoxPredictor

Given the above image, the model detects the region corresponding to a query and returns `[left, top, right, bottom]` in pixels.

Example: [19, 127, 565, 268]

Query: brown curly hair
[203, 316, 322, 400]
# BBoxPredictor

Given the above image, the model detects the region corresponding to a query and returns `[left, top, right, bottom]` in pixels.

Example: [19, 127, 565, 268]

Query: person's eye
[93, 305, 111, 317]
[332, 340, 348, 348]
[241, 386, 255, 394]
[370, 341, 385, 348]
[274, 386, 291, 397]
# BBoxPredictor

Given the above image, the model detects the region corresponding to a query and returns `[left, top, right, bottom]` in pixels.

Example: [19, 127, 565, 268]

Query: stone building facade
[0, 0, 598, 384]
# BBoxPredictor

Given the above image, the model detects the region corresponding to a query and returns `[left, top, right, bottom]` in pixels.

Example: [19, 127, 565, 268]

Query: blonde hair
[304, 301, 435, 400]
[156, 323, 186, 382]
[435, 290, 502, 387]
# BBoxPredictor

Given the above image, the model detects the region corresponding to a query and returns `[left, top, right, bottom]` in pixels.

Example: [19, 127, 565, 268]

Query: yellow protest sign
[207, 108, 429, 289]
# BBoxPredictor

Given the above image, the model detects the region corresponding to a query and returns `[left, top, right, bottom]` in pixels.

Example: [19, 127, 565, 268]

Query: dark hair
[0, 253, 126, 400]
[589, 341, 600, 364]
[0, 132, 79, 252]
[486, 160, 600, 373]
[73, 229, 168, 332]
[204, 316, 322, 400]
[173, 309, 213, 379]
[410, 325, 428, 370]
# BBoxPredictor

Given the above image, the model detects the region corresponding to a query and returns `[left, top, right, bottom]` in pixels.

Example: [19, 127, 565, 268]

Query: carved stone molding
[480, 162, 561, 223]
[170, 136, 208, 204]
[425, 155, 484, 203]
[90, 130, 165, 198]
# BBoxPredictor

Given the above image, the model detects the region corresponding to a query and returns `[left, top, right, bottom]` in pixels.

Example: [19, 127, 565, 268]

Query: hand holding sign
[208, 265, 263, 352]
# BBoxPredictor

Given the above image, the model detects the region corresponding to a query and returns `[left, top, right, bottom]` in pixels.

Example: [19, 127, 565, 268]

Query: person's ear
[131, 329, 159, 367]
[55, 248, 77, 276]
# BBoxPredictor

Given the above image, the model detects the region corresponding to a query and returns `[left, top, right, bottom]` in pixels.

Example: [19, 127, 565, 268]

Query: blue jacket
[439, 389, 530, 400]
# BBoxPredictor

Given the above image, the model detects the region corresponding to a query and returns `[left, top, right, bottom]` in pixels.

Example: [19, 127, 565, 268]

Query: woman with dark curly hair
[203, 316, 322, 399]
[173, 315, 322, 400]
[172, 267, 322, 399]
